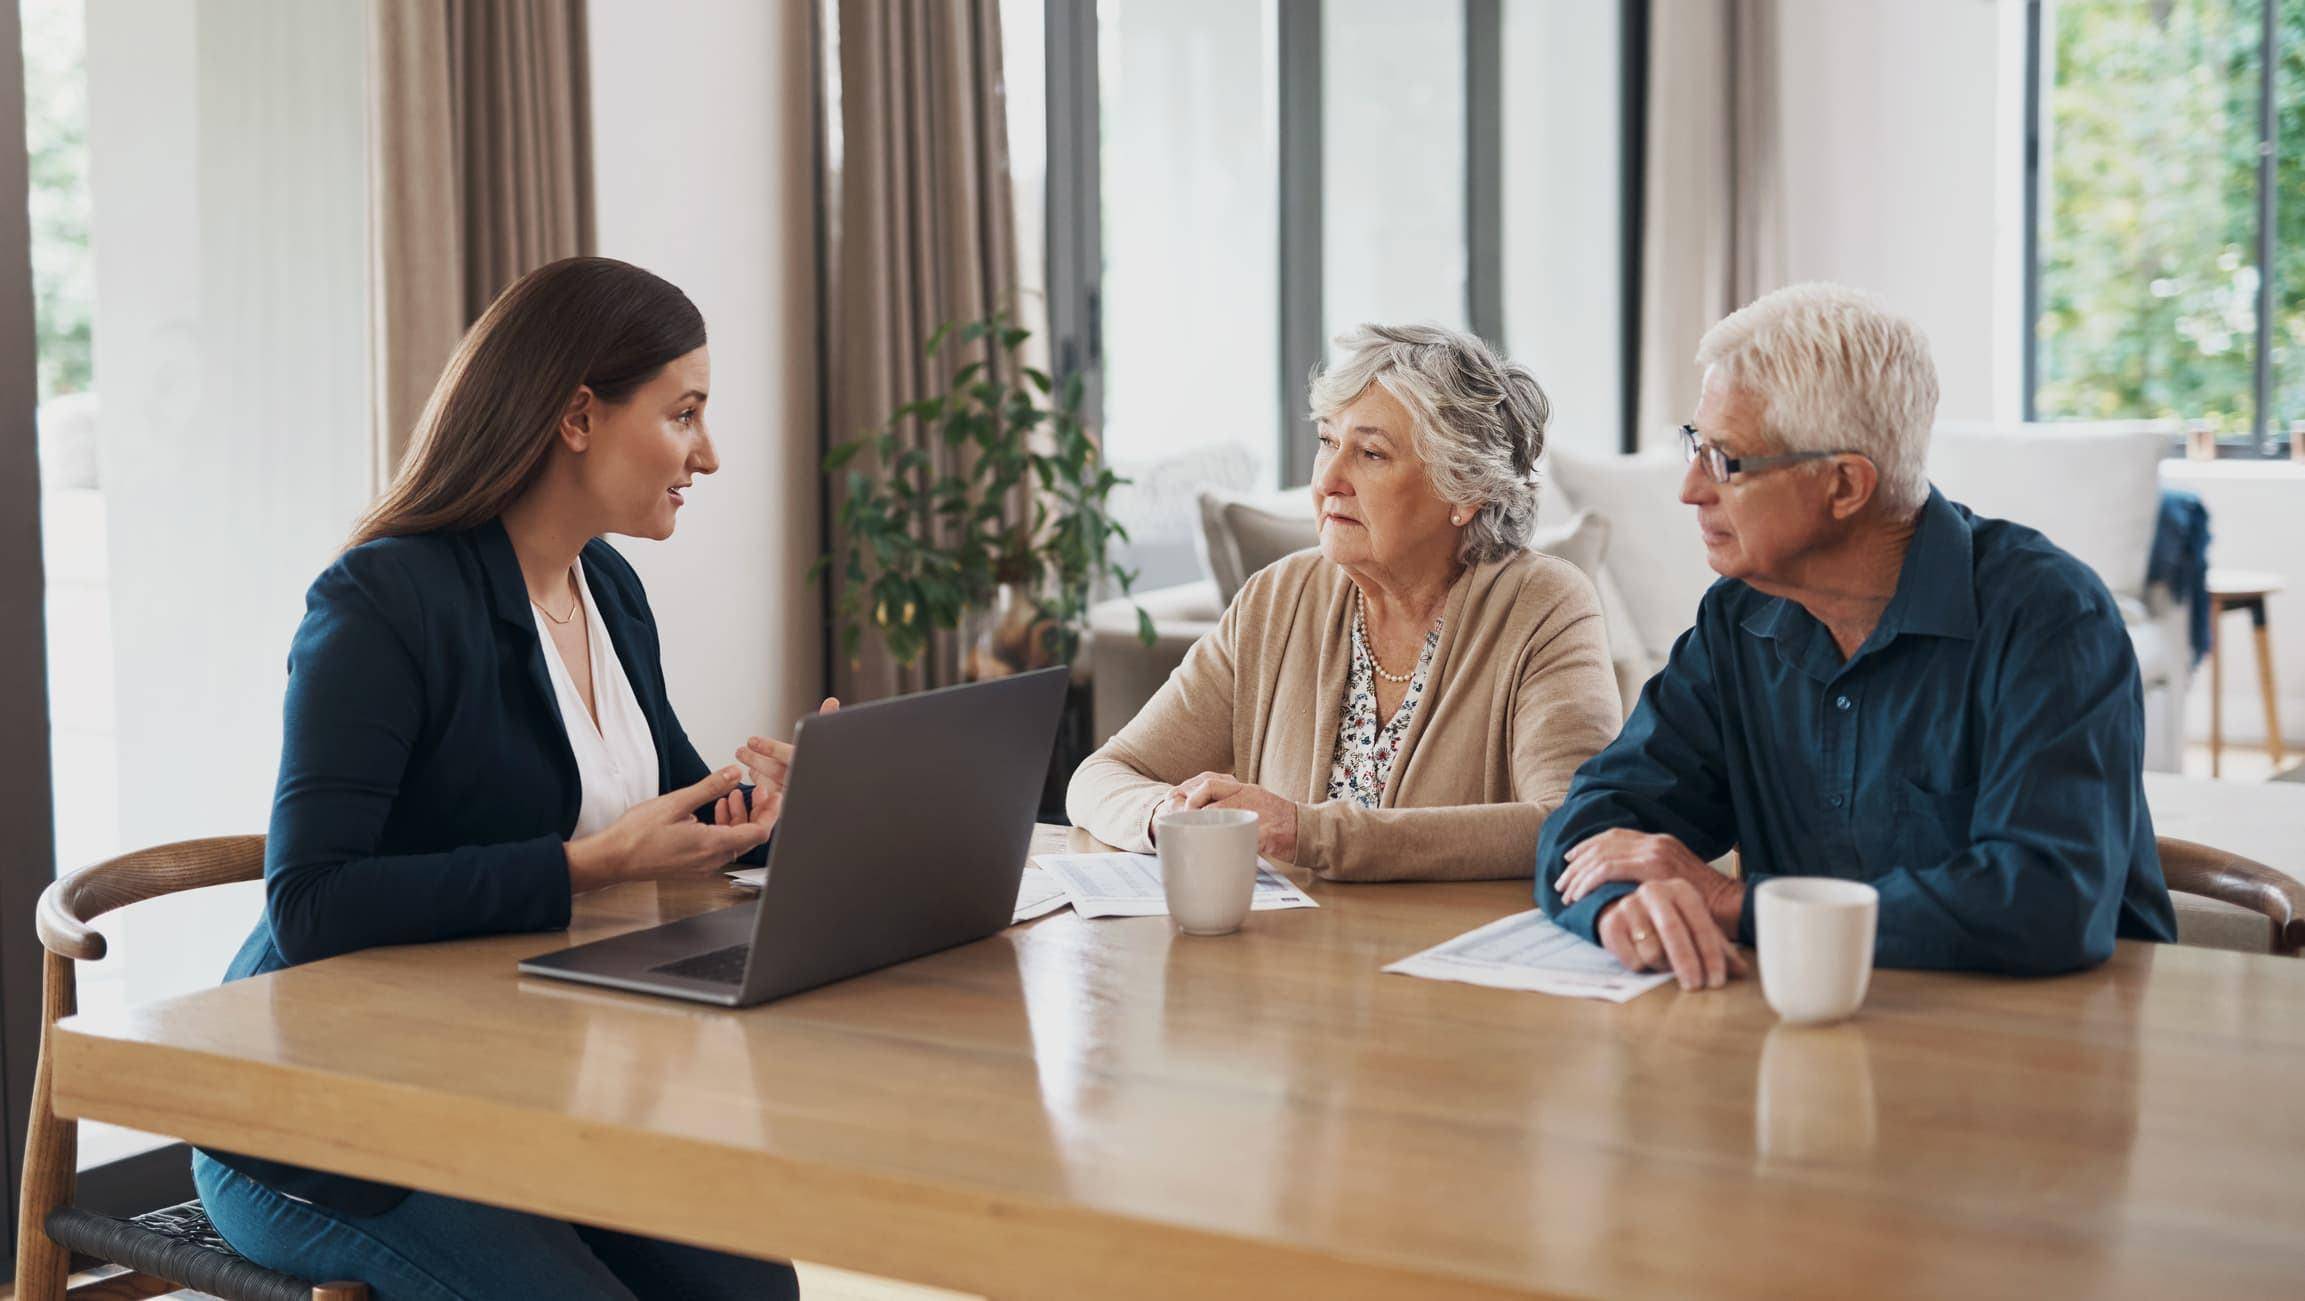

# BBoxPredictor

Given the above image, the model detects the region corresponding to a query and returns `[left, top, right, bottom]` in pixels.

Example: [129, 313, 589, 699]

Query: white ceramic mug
[1755, 877, 1879, 1025]
[1154, 808, 1259, 935]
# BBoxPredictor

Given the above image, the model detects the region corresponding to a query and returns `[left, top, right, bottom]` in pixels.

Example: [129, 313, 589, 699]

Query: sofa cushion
[1226, 499, 1320, 597]
[1928, 422, 2169, 602]
[1199, 481, 1616, 607]
[2126, 618, 2176, 691]
[1546, 446, 1715, 662]
[1197, 486, 1316, 606]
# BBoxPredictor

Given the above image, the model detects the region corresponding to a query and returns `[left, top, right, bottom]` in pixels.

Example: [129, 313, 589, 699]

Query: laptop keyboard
[650, 943, 751, 985]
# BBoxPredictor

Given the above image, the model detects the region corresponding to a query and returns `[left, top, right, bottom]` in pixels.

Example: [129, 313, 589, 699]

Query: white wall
[589, 0, 822, 760]
[1776, 0, 2009, 422]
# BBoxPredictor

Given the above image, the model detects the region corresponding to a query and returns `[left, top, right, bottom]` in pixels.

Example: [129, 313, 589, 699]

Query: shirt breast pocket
[1891, 770, 1975, 869]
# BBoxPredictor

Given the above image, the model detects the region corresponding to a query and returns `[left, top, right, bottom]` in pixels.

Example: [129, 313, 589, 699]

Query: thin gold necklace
[532, 572, 580, 625]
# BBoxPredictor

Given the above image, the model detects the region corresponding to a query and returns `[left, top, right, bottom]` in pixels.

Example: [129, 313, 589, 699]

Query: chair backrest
[18, 835, 266, 1301]
[2159, 835, 2305, 956]
[37, 834, 265, 962]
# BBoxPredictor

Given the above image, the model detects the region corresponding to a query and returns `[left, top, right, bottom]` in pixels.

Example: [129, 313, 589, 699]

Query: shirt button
[1829, 794, 1846, 808]
[1835, 695, 1852, 711]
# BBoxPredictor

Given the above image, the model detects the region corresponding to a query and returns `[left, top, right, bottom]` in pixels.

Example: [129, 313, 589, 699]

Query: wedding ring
[1631, 930, 1651, 944]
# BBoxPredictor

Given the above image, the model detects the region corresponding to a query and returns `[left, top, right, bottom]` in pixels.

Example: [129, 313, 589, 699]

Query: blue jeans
[192, 1151, 799, 1301]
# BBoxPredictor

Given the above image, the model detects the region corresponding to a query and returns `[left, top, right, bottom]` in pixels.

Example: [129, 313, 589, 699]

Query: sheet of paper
[1010, 864, 1071, 922]
[1030, 851, 1319, 919]
[724, 864, 1075, 926]
[1382, 908, 1670, 1003]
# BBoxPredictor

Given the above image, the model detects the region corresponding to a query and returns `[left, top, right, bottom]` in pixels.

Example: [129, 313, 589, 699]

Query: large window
[1321, 0, 1467, 337]
[2028, 0, 2302, 454]
[1022, 0, 1638, 588]
[19, 0, 373, 1178]
[1097, 0, 1280, 585]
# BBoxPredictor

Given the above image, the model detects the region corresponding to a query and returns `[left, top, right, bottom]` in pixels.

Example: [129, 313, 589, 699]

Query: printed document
[1383, 909, 1670, 1002]
[1030, 851, 1319, 919]
[1010, 864, 1071, 921]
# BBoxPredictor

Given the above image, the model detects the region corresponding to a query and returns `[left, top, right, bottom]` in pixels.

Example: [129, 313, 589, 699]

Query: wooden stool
[2207, 570, 2286, 779]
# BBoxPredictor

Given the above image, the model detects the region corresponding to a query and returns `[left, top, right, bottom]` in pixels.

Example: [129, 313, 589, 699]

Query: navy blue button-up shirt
[1539, 488, 2177, 973]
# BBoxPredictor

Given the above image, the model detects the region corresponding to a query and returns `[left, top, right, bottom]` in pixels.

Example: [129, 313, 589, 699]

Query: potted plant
[813, 313, 1152, 817]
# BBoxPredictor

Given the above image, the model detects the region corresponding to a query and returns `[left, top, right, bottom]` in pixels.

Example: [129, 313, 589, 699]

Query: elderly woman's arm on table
[1068, 582, 1623, 880]
[1065, 592, 1242, 852]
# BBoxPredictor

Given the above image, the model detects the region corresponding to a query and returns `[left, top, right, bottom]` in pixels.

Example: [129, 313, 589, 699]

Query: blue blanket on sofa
[2146, 488, 2212, 667]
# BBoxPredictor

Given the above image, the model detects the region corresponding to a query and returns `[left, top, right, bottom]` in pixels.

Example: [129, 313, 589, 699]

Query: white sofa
[1089, 422, 2194, 770]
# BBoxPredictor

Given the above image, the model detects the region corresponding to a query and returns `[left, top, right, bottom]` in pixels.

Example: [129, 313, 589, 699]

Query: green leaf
[1024, 367, 1052, 394]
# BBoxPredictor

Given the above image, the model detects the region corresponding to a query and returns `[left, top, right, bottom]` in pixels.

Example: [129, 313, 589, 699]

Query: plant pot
[962, 582, 1053, 683]
[960, 584, 1093, 822]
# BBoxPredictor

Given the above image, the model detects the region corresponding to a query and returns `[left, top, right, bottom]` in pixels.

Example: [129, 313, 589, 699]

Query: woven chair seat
[45, 1199, 322, 1301]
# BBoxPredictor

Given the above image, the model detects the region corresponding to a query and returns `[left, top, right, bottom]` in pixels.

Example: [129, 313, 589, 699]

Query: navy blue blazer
[206, 517, 762, 1212]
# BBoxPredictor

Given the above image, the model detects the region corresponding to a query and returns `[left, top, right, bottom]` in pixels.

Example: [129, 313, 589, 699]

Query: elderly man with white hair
[1538, 283, 2176, 989]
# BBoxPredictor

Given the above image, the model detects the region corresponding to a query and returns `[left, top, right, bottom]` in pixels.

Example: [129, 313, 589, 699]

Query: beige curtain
[1635, 0, 1784, 449]
[825, 0, 1022, 700]
[369, 0, 595, 488]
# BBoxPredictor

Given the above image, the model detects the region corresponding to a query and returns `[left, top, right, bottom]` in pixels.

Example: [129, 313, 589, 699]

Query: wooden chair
[2160, 835, 2305, 957]
[16, 835, 367, 1300]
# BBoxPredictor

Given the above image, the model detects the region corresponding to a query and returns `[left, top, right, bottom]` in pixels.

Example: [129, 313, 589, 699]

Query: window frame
[1041, 0, 1652, 495]
[2023, 0, 2294, 460]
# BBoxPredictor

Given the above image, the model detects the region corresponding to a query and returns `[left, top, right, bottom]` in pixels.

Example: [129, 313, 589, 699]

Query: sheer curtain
[1635, 0, 1785, 448]
[822, 0, 1024, 698]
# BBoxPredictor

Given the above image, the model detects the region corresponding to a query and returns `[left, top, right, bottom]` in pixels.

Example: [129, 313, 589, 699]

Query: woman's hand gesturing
[565, 766, 773, 893]
[725, 697, 840, 833]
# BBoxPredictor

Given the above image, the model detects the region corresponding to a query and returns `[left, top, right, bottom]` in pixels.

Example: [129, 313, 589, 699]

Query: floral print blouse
[1325, 613, 1443, 810]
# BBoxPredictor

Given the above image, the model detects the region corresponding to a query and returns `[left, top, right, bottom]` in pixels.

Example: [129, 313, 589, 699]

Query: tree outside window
[2033, 0, 2303, 452]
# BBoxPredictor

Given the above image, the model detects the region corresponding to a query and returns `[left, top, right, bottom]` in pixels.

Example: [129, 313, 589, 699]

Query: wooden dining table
[48, 826, 2305, 1299]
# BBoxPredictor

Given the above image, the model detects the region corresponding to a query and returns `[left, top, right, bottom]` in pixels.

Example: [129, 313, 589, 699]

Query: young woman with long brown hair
[192, 257, 816, 1299]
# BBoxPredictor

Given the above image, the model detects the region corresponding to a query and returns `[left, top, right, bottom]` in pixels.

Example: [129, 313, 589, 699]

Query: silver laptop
[517, 667, 1069, 1007]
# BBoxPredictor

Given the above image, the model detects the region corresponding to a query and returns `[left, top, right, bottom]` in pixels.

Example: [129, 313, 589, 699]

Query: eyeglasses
[1679, 424, 1866, 485]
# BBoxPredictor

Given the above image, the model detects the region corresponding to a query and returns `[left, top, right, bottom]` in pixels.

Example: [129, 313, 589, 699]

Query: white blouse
[532, 557, 659, 838]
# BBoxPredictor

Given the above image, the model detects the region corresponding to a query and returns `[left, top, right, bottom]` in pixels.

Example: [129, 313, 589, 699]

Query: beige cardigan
[1067, 548, 1622, 881]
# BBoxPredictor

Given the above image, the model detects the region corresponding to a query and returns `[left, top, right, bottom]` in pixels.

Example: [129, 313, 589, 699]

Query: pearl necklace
[1353, 588, 1436, 684]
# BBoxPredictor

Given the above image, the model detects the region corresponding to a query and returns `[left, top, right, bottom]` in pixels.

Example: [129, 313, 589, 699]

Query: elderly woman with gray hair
[1066, 323, 1622, 881]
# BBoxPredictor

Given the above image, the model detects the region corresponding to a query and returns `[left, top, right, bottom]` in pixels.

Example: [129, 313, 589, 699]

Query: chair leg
[16, 951, 79, 1301]
[2210, 599, 2226, 777]
[313, 1283, 371, 1299]
[2253, 616, 2284, 768]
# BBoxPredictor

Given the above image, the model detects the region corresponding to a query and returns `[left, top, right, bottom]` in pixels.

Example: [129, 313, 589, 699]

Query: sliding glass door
[3, 0, 375, 1251]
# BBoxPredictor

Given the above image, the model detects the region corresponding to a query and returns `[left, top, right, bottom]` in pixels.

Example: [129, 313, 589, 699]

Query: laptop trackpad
[525, 899, 760, 975]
